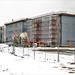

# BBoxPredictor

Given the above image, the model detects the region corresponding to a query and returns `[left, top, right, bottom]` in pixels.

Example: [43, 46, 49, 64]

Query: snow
[0, 44, 75, 75]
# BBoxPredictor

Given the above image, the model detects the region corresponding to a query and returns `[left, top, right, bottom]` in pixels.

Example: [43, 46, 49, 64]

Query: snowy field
[0, 44, 75, 75]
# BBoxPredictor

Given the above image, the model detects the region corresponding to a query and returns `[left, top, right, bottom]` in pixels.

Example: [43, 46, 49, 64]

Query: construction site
[32, 14, 59, 47]
[29, 12, 75, 47]
[5, 12, 75, 47]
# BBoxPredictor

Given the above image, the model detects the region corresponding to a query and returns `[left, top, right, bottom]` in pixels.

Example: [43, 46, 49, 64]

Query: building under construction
[0, 26, 4, 43]
[5, 11, 75, 47]
[32, 12, 75, 47]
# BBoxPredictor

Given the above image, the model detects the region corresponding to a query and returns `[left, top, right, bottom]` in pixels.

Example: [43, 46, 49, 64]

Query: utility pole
[12, 36, 15, 55]
[74, 50, 75, 63]
[13, 37, 15, 55]
[57, 45, 59, 62]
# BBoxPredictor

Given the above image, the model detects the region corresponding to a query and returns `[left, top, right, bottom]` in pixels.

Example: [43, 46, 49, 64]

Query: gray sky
[0, 0, 75, 25]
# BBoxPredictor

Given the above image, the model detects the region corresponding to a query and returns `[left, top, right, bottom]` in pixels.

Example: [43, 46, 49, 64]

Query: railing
[0, 44, 75, 64]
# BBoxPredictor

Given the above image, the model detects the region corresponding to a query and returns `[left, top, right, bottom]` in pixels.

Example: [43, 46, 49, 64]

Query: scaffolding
[33, 18, 42, 43]
[50, 15, 59, 46]
[32, 14, 59, 47]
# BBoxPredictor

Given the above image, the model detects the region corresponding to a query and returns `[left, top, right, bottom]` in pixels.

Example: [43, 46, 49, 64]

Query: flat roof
[4, 11, 75, 25]
[5, 18, 32, 25]
[32, 11, 75, 19]
[56, 13, 75, 16]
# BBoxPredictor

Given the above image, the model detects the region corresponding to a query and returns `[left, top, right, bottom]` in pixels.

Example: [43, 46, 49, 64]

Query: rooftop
[5, 18, 32, 25]
[32, 11, 75, 19]
[4, 11, 75, 25]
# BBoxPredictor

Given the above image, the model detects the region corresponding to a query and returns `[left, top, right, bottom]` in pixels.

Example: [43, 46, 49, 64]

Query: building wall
[0, 27, 2, 42]
[32, 14, 75, 46]
[0, 26, 4, 43]
[33, 15, 59, 46]
[41, 16, 49, 43]
[60, 15, 75, 46]
[24, 19, 33, 42]
[6, 21, 24, 42]
[4, 13, 75, 46]
[33, 14, 59, 46]
[33, 17, 42, 43]
[2, 26, 4, 43]
[4, 25, 6, 42]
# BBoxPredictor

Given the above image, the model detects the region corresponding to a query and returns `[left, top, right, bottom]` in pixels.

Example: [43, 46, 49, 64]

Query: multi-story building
[0, 26, 4, 43]
[32, 12, 75, 46]
[24, 19, 33, 42]
[5, 18, 29, 42]
[32, 14, 59, 46]
[5, 12, 75, 47]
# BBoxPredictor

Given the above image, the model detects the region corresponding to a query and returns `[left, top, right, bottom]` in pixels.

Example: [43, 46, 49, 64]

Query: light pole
[57, 21, 60, 63]
[74, 49, 75, 63]
[33, 37, 36, 60]
[12, 36, 15, 55]
[57, 45, 59, 62]
[34, 45, 35, 60]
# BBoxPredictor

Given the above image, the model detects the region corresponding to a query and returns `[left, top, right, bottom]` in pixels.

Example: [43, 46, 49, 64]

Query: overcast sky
[0, 0, 75, 26]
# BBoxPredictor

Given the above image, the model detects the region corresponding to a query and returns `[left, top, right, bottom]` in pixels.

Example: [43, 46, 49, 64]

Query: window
[13, 30, 17, 34]
[14, 24, 17, 28]
[0, 27, 2, 30]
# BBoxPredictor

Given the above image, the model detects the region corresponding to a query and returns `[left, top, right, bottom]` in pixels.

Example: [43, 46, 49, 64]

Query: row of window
[6, 29, 22, 34]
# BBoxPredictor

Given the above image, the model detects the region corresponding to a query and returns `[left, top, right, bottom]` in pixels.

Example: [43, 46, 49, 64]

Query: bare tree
[20, 32, 28, 46]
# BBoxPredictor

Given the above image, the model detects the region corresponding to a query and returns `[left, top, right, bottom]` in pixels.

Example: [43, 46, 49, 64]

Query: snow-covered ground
[0, 44, 75, 75]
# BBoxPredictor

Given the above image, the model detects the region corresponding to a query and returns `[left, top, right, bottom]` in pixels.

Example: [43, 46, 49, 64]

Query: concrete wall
[60, 15, 75, 46]
[0, 27, 2, 42]
[6, 21, 24, 42]
[24, 20, 33, 41]
[41, 16, 50, 43]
